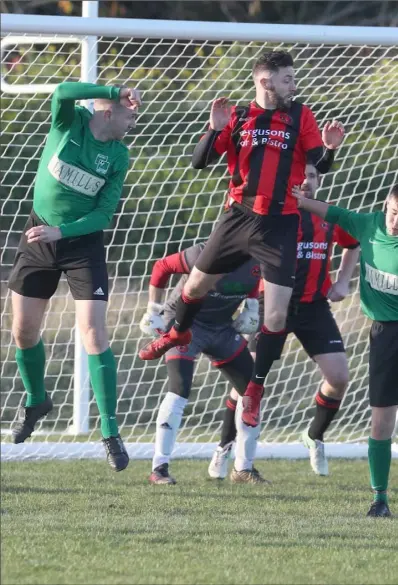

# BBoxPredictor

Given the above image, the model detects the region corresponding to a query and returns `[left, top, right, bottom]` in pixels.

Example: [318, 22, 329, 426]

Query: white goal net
[1, 15, 397, 460]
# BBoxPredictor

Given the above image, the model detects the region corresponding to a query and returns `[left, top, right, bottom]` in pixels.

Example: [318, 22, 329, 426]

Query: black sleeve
[306, 147, 335, 174]
[191, 130, 222, 169]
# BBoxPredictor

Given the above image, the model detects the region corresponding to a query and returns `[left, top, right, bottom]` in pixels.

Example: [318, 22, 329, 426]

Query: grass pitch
[1, 459, 397, 585]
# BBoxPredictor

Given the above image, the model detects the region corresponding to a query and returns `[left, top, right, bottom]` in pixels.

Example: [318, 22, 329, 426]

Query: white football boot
[302, 428, 329, 476]
[208, 442, 233, 479]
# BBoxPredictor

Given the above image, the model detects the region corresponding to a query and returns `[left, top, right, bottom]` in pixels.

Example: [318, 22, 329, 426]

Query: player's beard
[270, 89, 293, 111]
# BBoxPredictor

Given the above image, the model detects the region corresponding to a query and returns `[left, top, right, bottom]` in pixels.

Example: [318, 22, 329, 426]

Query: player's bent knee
[12, 321, 41, 349]
[371, 406, 397, 440]
[326, 370, 349, 394]
[79, 326, 109, 355]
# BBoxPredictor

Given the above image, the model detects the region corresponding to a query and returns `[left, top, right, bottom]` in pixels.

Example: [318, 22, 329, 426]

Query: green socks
[88, 348, 118, 439]
[368, 437, 392, 504]
[15, 339, 46, 407]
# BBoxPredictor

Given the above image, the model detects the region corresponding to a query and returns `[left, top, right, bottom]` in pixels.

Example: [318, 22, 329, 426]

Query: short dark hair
[390, 184, 398, 198]
[252, 50, 294, 77]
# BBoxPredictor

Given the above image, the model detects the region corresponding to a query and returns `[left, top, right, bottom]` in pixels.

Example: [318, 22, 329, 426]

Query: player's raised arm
[51, 82, 141, 130]
[192, 98, 232, 169]
[301, 107, 345, 174]
[140, 246, 203, 336]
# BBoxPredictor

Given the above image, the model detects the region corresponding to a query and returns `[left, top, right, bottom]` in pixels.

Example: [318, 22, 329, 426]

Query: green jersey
[33, 82, 130, 238]
[326, 206, 398, 322]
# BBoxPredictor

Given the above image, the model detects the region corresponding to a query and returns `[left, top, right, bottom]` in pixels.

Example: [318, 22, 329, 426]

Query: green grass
[2, 460, 397, 585]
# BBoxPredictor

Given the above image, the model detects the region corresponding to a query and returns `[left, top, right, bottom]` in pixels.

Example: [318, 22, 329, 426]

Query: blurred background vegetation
[1, 1, 397, 443]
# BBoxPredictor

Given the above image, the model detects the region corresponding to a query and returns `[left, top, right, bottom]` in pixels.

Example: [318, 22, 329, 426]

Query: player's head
[252, 50, 296, 110]
[93, 99, 138, 140]
[301, 164, 321, 198]
[385, 184, 398, 236]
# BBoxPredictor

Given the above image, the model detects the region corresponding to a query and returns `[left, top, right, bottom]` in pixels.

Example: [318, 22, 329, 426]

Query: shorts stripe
[211, 338, 247, 367]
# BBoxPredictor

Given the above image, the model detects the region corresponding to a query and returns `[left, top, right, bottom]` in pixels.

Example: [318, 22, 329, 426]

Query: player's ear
[261, 77, 273, 91]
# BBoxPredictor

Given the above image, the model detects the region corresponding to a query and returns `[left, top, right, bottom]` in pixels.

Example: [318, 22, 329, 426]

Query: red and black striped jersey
[258, 210, 359, 302]
[293, 210, 359, 302]
[212, 101, 324, 216]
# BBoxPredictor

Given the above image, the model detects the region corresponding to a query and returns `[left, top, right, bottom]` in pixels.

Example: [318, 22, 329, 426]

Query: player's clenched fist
[210, 97, 231, 131]
[322, 120, 345, 150]
[119, 87, 142, 110]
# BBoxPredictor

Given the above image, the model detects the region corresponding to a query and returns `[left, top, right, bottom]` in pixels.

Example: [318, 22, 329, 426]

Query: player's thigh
[11, 291, 49, 348]
[8, 214, 61, 300]
[368, 321, 398, 408]
[205, 327, 249, 393]
[74, 299, 108, 354]
[216, 346, 254, 396]
[249, 213, 299, 288]
[195, 207, 252, 275]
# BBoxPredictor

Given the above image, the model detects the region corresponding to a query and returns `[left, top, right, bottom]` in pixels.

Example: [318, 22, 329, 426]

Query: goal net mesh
[1, 32, 397, 459]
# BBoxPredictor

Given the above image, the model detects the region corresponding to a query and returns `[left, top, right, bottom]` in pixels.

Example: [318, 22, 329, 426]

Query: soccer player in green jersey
[8, 82, 141, 471]
[292, 183, 398, 517]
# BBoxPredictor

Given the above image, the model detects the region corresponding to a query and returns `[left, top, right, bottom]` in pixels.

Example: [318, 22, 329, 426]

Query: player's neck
[255, 94, 276, 110]
[89, 117, 114, 142]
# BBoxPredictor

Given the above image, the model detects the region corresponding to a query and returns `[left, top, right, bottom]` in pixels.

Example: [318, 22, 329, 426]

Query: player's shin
[234, 397, 260, 472]
[88, 348, 119, 438]
[173, 292, 204, 332]
[153, 391, 187, 469]
[242, 327, 286, 426]
[308, 390, 342, 442]
[368, 437, 392, 504]
[219, 396, 238, 447]
[15, 339, 46, 407]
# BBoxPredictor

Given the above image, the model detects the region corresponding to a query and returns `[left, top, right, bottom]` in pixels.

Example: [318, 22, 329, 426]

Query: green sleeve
[59, 152, 129, 238]
[325, 205, 373, 240]
[51, 82, 121, 131]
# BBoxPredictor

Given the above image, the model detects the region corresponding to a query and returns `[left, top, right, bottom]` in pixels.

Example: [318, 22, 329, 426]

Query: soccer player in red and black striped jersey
[139, 51, 345, 429]
[209, 164, 360, 479]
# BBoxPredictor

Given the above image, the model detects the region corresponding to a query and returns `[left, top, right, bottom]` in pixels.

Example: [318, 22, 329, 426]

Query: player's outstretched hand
[328, 280, 349, 302]
[140, 302, 165, 337]
[119, 87, 142, 110]
[26, 225, 62, 244]
[322, 120, 345, 150]
[210, 97, 231, 131]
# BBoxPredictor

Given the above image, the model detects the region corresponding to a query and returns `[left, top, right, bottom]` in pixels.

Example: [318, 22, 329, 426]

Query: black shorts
[8, 211, 109, 301]
[248, 298, 345, 358]
[369, 320, 398, 407]
[165, 320, 252, 399]
[195, 204, 299, 287]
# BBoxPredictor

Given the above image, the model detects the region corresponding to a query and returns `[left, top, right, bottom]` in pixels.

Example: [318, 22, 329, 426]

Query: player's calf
[12, 392, 53, 444]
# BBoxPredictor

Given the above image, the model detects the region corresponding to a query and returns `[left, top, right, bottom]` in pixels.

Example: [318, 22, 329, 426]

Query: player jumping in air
[139, 50, 345, 431]
[8, 82, 141, 471]
[209, 165, 360, 479]
[292, 183, 398, 517]
[139, 245, 267, 484]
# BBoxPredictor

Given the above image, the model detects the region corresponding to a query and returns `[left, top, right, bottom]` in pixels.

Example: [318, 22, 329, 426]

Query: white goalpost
[1, 7, 397, 461]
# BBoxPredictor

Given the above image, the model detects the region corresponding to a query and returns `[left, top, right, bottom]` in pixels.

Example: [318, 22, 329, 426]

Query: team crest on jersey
[95, 154, 110, 175]
[251, 265, 261, 277]
[321, 222, 330, 230]
[279, 113, 292, 125]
